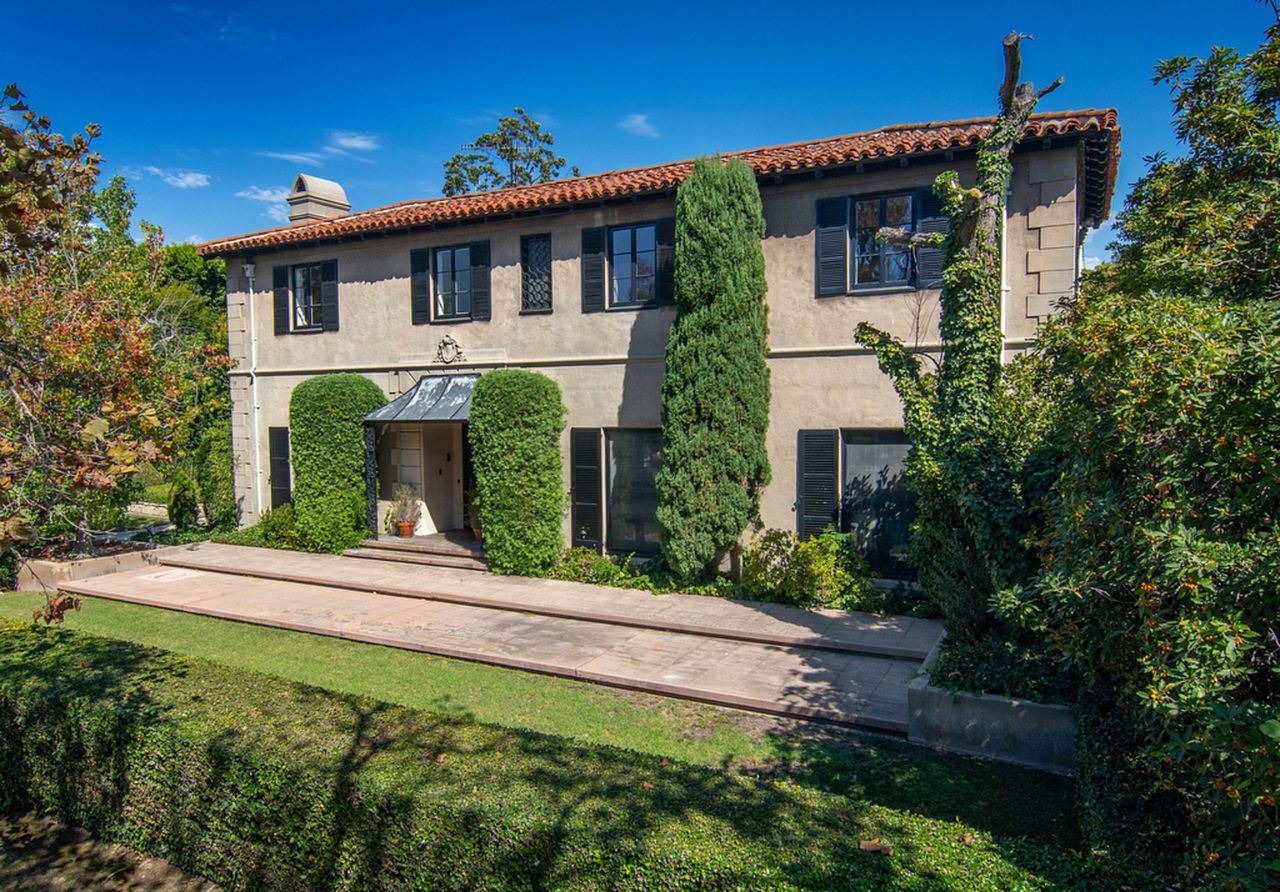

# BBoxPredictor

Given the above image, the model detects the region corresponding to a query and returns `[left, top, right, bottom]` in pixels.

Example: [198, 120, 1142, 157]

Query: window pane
[606, 429, 663, 553]
[632, 276, 654, 304]
[634, 224, 655, 252]
[456, 246, 469, 270]
[611, 228, 631, 254]
[456, 288, 470, 315]
[856, 229, 879, 257]
[842, 432, 916, 577]
[884, 250, 910, 283]
[886, 194, 912, 227]
[856, 199, 880, 230]
[614, 276, 633, 304]
[455, 267, 471, 295]
[634, 249, 655, 278]
[436, 249, 451, 273]
[856, 254, 879, 285]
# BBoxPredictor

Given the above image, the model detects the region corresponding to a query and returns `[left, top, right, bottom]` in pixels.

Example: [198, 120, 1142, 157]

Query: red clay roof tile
[199, 109, 1119, 256]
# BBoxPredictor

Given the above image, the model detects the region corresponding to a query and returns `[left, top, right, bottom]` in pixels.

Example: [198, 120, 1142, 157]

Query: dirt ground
[0, 811, 217, 892]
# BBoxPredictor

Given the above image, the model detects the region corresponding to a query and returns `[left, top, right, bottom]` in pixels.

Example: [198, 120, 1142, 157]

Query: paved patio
[58, 543, 943, 733]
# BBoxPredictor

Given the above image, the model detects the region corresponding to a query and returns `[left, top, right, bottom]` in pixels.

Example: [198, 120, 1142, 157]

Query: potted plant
[391, 484, 421, 538]
[464, 486, 482, 541]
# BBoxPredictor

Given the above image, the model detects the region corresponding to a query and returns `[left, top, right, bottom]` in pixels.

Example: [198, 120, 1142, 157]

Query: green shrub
[545, 548, 740, 600]
[195, 419, 238, 531]
[165, 470, 199, 530]
[927, 633, 1078, 705]
[213, 504, 309, 552]
[0, 621, 1105, 891]
[468, 370, 564, 575]
[657, 156, 771, 578]
[288, 374, 386, 554]
[741, 528, 876, 612]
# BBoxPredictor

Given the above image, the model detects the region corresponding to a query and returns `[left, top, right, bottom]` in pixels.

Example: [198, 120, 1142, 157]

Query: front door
[419, 423, 458, 532]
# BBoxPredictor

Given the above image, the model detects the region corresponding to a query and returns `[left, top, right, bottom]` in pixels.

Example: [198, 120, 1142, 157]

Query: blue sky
[4, 1, 1274, 260]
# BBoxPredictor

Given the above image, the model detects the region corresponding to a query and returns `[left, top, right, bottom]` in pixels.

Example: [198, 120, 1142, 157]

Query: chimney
[287, 174, 350, 223]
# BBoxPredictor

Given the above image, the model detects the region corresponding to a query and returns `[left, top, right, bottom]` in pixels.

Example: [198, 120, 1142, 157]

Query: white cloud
[1082, 255, 1104, 271]
[329, 130, 380, 151]
[259, 150, 325, 166]
[236, 185, 290, 221]
[618, 113, 659, 138]
[127, 165, 210, 188]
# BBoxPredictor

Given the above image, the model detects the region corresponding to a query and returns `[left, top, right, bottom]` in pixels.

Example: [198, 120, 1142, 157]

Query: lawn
[0, 590, 1075, 847]
[0, 616, 1133, 890]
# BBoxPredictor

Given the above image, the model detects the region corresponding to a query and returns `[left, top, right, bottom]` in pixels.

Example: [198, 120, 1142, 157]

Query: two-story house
[198, 108, 1120, 576]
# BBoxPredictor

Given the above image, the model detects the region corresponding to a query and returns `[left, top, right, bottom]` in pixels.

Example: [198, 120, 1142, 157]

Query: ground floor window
[841, 430, 915, 578]
[605, 428, 662, 554]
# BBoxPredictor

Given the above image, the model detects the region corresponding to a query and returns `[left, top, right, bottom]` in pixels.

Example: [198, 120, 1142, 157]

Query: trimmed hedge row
[289, 374, 386, 553]
[0, 622, 1101, 891]
[468, 370, 565, 575]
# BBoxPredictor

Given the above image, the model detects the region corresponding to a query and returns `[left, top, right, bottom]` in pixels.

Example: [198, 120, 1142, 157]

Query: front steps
[344, 532, 488, 572]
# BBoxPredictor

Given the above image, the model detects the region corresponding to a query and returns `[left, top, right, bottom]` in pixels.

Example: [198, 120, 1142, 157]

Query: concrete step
[155, 543, 943, 661]
[358, 536, 485, 559]
[343, 547, 488, 572]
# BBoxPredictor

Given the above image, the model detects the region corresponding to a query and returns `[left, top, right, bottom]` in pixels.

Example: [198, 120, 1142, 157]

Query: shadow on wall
[618, 306, 674, 428]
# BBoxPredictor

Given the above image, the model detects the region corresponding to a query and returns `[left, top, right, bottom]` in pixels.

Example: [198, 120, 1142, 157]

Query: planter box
[17, 547, 170, 592]
[907, 635, 1077, 776]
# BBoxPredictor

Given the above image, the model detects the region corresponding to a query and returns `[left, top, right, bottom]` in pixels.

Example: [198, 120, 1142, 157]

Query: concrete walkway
[59, 543, 943, 733]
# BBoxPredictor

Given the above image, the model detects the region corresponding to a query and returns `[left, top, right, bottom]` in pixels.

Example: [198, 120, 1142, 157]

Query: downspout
[243, 260, 264, 519]
[999, 185, 1010, 363]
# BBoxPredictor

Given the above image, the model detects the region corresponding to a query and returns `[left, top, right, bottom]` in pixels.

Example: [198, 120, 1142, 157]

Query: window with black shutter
[604, 220, 675, 309]
[841, 430, 916, 578]
[581, 228, 606, 314]
[429, 241, 490, 322]
[815, 190, 950, 295]
[796, 429, 840, 539]
[605, 429, 663, 554]
[521, 233, 552, 313]
[268, 426, 292, 509]
[275, 260, 338, 332]
[570, 428, 603, 551]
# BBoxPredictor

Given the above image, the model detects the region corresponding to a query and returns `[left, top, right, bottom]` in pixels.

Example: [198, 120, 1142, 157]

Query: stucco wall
[224, 147, 1083, 536]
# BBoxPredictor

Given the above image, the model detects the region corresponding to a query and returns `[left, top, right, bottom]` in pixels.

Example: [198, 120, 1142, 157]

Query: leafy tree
[655, 157, 771, 578]
[853, 33, 1061, 627]
[163, 242, 227, 308]
[1002, 19, 1280, 886]
[0, 84, 228, 619]
[442, 108, 578, 196]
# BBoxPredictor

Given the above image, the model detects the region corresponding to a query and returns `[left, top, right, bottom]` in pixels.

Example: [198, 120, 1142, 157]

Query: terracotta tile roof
[199, 108, 1119, 256]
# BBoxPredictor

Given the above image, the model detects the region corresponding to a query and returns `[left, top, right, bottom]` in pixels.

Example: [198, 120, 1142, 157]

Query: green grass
[0, 590, 1075, 848]
[0, 618, 1130, 890]
[139, 482, 171, 505]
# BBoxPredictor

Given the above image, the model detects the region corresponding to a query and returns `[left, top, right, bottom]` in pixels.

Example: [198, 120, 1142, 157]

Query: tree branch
[876, 227, 945, 249]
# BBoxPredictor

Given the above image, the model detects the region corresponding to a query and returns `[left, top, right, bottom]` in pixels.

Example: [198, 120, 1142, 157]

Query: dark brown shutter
[410, 248, 430, 324]
[797, 429, 840, 539]
[571, 428, 603, 551]
[815, 198, 848, 296]
[915, 187, 949, 289]
[268, 426, 292, 509]
[320, 259, 339, 331]
[469, 240, 491, 320]
[272, 265, 289, 335]
[581, 227, 606, 313]
[655, 217, 675, 304]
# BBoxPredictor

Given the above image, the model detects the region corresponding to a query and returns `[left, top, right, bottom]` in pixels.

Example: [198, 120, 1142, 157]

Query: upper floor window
[433, 244, 472, 320]
[293, 262, 324, 329]
[610, 223, 658, 307]
[521, 233, 552, 313]
[853, 194, 913, 287]
[272, 259, 338, 335]
[815, 189, 946, 297]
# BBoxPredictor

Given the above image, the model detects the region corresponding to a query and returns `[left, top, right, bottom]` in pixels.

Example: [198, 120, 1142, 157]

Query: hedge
[468, 370, 565, 575]
[195, 418, 239, 531]
[288, 374, 386, 553]
[0, 621, 1113, 891]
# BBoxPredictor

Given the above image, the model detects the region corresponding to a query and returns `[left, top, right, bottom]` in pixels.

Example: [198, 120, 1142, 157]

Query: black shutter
[815, 198, 849, 296]
[581, 227, 606, 313]
[521, 234, 553, 313]
[571, 428, 603, 551]
[268, 426, 292, 509]
[410, 248, 431, 324]
[469, 240, 491, 320]
[915, 187, 949, 289]
[320, 259, 339, 331]
[272, 265, 289, 335]
[655, 217, 675, 304]
[797, 429, 840, 539]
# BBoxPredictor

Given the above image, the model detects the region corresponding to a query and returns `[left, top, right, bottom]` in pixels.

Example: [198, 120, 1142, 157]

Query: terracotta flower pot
[471, 526, 483, 542]
[395, 521, 416, 538]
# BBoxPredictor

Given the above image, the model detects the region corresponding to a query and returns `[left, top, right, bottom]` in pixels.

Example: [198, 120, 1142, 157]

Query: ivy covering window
[433, 244, 471, 319]
[293, 262, 323, 329]
[610, 223, 658, 307]
[853, 194, 913, 287]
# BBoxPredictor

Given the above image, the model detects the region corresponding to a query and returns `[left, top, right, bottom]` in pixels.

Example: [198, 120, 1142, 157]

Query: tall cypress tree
[656, 156, 771, 578]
